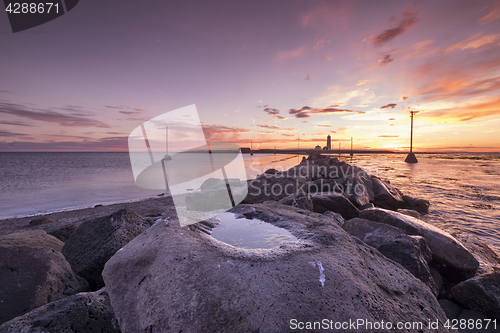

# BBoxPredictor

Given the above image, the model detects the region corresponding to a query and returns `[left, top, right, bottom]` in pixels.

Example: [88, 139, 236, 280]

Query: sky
[1, 0, 499, 152]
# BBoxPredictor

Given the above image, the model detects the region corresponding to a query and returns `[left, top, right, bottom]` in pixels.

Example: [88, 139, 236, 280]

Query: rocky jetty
[1, 152, 499, 332]
[103, 203, 448, 332]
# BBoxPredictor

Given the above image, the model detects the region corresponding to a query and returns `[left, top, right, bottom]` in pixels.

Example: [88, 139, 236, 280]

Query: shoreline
[0, 195, 176, 237]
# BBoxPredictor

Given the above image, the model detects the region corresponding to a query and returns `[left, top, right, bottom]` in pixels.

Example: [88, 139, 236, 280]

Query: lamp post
[404, 110, 418, 163]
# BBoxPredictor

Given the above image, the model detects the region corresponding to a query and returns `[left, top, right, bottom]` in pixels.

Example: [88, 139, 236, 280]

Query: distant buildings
[314, 145, 322, 150]
[327, 135, 331, 150]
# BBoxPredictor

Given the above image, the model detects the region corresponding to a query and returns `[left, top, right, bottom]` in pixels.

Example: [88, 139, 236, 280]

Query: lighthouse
[327, 135, 331, 150]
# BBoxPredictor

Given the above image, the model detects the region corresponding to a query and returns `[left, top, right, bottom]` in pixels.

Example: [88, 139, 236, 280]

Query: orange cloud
[314, 37, 331, 50]
[421, 96, 500, 122]
[202, 124, 250, 141]
[378, 135, 399, 138]
[442, 33, 500, 53]
[479, 3, 500, 23]
[276, 47, 305, 61]
[414, 73, 500, 100]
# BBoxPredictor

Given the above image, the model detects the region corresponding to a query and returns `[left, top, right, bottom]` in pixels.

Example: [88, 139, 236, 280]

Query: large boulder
[402, 195, 430, 215]
[103, 203, 451, 333]
[370, 177, 404, 210]
[0, 230, 64, 252]
[46, 221, 83, 242]
[451, 231, 500, 275]
[344, 175, 374, 208]
[451, 269, 500, 320]
[0, 288, 120, 332]
[61, 209, 149, 290]
[0, 245, 89, 325]
[244, 173, 306, 204]
[310, 193, 360, 219]
[343, 218, 437, 295]
[359, 208, 479, 280]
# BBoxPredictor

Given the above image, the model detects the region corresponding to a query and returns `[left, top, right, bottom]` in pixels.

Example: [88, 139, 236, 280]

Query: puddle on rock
[210, 212, 298, 249]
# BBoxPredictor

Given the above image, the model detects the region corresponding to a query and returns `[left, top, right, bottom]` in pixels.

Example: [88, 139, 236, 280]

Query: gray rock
[311, 193, 360, 219]
[46, 222, 82, 243]
[359, 203, 374, 210]
[431, 267, 444, 296]
[359, 208, 479, 279]
[370, 177, 404, 210]
[29, 217, 55, 227]
[438, 299, 462, 320]
[322, 211, 344, 227]
[306, 178, 340, 194]
[344, 175, 374, 208]
[343, 218, 437, 295]
[200, 177, 244, 191]
[277, 192, 313, 211]
[397, 209, 421, 219]
[244, 173, 306, 204]
[451, 270, 500, 320]
[0, 230, 64, 252]
[103, 203, 450, 333]
[61, 209, 149, 290]
[402, 195, 430, 215]
[451, 232, 500, 275]
[185, 187, 236, 211]
[0, 288, 120, 333]
[0, 245, 89, 325]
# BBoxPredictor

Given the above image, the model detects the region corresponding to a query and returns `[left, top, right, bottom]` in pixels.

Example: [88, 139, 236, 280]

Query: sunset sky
[1, 0, 499, 152]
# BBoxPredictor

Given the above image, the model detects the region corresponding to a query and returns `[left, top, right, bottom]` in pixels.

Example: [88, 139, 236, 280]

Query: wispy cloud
[0, 136, 129, 152]
[0, 130, 27, 137]
[255, 124, 296, 131]
[378, 135, 399, 138]
[356, 80, 369, 85]
[368, 12, 419, 47]
[289, 106, 365, 118]
[378, 54, 394, 67]
[0, 101, 111, 128]
[0, 120, 38, 127]
[479, 3, 500, 23]
[380, 103, 397, 109]
[442, 33, 500, 53]
[263, 107, 279, 115]
[305, 73, 311, 82]
[202, 124, 250, 141]
[421, 96, 500, 122]
[314, 37, 331, 50]
[276, 46, 305, 61]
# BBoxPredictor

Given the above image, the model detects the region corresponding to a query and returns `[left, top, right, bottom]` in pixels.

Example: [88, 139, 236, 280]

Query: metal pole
[410, 111, 414, 153]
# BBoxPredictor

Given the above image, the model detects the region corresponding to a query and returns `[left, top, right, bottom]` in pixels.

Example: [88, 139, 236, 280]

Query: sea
[0, 152, 499, 254]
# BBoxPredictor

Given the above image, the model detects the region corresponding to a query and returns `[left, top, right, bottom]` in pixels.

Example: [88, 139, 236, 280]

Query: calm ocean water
[0, 152, 499, 253]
